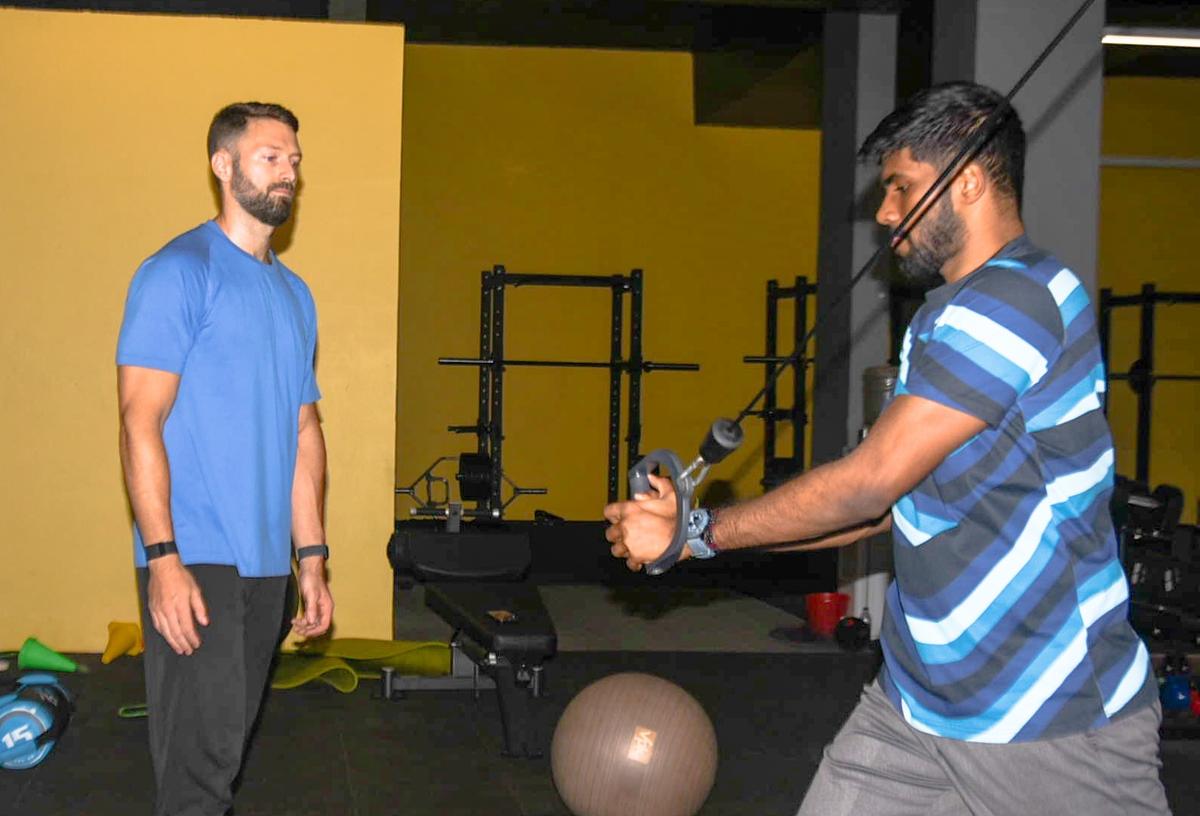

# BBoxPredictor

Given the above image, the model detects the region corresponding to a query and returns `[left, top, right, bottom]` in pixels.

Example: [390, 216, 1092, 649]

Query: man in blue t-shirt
[117, 101, 333, 815]
[605, 83, 1168, 814]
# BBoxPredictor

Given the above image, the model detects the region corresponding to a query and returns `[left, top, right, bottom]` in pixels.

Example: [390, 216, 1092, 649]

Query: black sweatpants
[137, 565, 288, 816]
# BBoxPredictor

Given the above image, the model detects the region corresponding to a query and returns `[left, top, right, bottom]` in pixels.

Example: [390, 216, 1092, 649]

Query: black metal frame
[742, 276, 818, 489]
[439, 265, 699, 512]
[1099, 283, 1200, 484]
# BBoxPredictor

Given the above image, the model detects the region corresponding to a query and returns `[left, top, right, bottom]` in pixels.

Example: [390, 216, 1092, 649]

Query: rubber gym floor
[4, 587, 1198, 815]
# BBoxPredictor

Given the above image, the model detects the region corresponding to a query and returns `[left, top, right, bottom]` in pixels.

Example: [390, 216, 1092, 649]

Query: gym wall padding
[0, 9, 405, 650]
[396, 44, 820, 523]
[1100, 77, 1200, 522]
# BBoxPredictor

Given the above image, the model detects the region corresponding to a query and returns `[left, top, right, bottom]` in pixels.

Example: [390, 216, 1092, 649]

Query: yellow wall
[1100, 77, 1200, 521]
[0, 9, 405, 651]
[12, 24, 1186, 654]
[397, 44, 819, 521]
[396, 56, 1199, 530]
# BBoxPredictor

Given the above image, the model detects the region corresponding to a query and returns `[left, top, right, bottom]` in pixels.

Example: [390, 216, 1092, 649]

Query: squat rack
[741, 276, 818, 489]
[1099, 283, 1200, 484]
[438, 265, 700, 513]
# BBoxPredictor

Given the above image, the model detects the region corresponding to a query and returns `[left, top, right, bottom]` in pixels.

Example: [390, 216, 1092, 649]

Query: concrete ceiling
[371, 0, 1200, 77]
[4, 0, 1200, 76]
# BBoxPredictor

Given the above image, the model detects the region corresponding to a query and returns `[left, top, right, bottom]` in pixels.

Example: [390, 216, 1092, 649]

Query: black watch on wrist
[145, 540, 179, 560]
[296, 544, 329, 562]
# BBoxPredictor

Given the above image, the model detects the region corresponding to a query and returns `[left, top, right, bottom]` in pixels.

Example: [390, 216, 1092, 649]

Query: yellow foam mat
[271, 639, 450, 693]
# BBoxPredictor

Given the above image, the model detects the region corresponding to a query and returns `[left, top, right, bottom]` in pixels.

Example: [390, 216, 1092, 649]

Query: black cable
[732, 0, 1099, 428]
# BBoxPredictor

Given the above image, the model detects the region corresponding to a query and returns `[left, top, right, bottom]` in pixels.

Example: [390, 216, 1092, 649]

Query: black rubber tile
[2, 649, 1197, 816]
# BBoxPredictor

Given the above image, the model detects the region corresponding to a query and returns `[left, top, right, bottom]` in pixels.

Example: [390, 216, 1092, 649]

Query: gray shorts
[798, 679, 1170, 816]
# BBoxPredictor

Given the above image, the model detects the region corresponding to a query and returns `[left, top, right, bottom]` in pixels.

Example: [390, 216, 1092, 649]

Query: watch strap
[702, 507, 720, 552]
[145, 540, 178, 561]
[296, 544, 329, 562]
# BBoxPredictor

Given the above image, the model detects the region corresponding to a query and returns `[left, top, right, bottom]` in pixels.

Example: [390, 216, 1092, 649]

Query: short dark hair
[858, 82, 1025, 209]
[206, 102, 299, 158]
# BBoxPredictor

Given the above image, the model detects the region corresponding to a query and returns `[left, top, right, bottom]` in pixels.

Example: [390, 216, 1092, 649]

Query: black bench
[387, 524, 558, 758]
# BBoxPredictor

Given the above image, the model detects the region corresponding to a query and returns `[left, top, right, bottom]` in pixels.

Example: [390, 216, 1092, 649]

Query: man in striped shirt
[605, 82, 1168, 814]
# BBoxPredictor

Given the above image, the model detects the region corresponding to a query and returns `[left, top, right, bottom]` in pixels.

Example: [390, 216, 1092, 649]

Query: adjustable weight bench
[386, 525, 558, 758]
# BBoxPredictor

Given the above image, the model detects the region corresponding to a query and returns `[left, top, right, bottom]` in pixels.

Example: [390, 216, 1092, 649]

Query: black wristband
[145, 540, 178, 560]
[296, 544, 329, 562]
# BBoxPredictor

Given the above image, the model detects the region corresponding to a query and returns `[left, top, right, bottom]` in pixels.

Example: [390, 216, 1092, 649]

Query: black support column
[812, 11, 897, 466]
[814, 11, 897, 637]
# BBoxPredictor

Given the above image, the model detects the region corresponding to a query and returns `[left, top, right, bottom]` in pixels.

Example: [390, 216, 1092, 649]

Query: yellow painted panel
[0, 9, 405, 650]
[397, 44, 820, 523]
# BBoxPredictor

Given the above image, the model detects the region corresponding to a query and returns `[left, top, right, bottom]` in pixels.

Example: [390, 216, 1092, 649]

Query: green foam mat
[271, 639, 450, 693]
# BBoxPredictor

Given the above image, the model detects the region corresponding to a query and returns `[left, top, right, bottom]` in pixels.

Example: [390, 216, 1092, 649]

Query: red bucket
[806, 592, 850, 638]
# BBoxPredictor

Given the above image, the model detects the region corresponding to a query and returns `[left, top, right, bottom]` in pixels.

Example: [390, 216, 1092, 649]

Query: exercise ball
[551, 672, 718, 816]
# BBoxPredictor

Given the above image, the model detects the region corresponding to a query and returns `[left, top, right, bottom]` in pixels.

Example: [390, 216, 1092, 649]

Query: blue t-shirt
[117, 220, 321, 577]
[879, 235, 1153, 743]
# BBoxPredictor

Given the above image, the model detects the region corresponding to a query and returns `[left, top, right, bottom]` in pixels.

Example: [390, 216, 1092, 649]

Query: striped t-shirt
[878, 235, 1154, 743]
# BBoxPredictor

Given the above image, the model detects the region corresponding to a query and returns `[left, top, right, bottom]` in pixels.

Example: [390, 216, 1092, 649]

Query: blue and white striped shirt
[879, 235, 1154, 743]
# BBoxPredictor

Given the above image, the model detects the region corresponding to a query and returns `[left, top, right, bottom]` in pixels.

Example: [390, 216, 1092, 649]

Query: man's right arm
[118, 365, 208, 655]
[118, 366, 178, 544]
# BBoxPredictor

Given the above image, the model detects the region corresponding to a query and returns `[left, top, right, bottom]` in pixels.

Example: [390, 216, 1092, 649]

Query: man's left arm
[606, 394, 987, 568]
[291, 401, 333, 638]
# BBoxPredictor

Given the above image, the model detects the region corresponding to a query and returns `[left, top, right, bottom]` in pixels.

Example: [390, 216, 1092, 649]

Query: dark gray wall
[933, 0, 1104, 293]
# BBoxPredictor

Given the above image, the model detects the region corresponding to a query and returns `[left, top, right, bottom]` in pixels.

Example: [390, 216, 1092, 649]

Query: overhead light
[1102, 27, 1200, 48]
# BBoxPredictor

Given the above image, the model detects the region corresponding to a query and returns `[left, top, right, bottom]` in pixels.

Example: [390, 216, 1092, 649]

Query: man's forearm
[710, 451, 892, 552]
[291, 416, 326, 549]
[763, 514, 892, 554]
[119, 423, 175, 544]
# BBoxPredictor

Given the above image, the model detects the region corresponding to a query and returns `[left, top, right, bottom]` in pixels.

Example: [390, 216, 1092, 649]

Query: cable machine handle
[631, 419, 744, 575]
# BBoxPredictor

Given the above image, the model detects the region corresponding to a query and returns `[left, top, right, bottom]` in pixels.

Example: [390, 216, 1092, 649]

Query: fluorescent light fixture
[1102, 27, 1200, 48]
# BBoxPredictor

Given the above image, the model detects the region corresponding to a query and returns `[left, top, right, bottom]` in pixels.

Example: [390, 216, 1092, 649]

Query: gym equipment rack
[1099, 284, 1200, 484]
[741, 276, 817, 489]
[439, 265, 700, 511]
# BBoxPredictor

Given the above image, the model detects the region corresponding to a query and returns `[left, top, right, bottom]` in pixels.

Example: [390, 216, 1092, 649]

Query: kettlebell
[0, 674, 73, 770]
[834, 616, 871, 652]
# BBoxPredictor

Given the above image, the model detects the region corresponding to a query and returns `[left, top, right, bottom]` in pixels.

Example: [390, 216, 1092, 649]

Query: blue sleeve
[300, 284, 321, 405]
[898, 270, 1062, 427]
[116, 255, 207, 374]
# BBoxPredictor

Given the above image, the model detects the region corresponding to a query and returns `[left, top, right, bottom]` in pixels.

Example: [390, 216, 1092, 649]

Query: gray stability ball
[551, 672, 719, 816]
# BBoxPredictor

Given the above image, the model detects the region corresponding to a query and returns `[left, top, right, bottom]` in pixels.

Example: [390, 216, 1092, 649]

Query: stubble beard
[896, 195, 965, 287]
[231, 158, 294, 228]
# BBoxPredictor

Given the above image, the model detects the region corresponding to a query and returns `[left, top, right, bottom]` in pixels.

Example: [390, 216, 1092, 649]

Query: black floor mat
[1, 650, 1195, 815]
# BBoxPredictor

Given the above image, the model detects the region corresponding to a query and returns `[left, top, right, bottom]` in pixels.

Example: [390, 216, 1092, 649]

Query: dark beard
[231, 160, 294, 228]
[896, 195, 964, 286]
